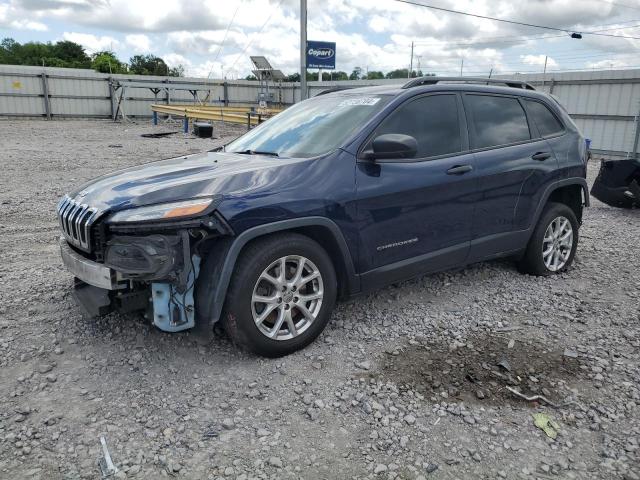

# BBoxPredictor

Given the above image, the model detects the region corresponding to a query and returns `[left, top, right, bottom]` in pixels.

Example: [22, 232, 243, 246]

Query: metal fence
[1, 64, 639, 159]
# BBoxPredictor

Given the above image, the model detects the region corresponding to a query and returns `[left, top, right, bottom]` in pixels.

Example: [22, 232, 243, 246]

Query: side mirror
[368, 134, 418, 160]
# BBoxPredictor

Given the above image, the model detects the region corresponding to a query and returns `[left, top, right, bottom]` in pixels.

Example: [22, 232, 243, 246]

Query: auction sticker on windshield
[337, 97, 381, 107]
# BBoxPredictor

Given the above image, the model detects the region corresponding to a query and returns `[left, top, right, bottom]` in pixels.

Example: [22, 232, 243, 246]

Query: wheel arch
[194, 217, 359, 333]
[547, 182, 588, 224]
[534, 178, 589, 228]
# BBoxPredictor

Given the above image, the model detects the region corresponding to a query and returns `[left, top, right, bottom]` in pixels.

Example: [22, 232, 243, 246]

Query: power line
[209, 0, 242, 78]
[590, 0, 640, 12]
[393, 0, 640, 40]
[228, 0, 284, 73]
[413, 21, 640, 48]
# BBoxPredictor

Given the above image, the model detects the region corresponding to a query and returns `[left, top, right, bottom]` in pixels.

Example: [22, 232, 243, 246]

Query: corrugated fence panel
[49, 97, 111, 117]
[575, 118, 636, 154]
[0, 71, 44, 115]
[1, 65, 640, 157]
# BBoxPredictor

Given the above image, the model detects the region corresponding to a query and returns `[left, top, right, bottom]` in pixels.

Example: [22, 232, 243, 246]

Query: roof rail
[315, 86, 358, 96]
[402, 76, 536, 91]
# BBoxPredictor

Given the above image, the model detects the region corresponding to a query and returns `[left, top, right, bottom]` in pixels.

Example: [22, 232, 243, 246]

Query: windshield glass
[225, 93, 392, 158]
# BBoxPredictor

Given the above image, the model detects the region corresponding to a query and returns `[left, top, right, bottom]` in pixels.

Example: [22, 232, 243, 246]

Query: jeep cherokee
[57, 77, 589, 357]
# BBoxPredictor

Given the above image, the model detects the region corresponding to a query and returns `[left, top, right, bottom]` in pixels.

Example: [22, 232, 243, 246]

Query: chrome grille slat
[73, 205, 88, 241]
[56, 195, 99, 252]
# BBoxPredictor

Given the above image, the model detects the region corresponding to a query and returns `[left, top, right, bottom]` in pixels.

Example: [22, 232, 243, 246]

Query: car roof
[321, 80, 550, 102]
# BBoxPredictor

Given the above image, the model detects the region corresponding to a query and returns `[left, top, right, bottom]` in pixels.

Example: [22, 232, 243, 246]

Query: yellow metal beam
[151, 104, 282, 126]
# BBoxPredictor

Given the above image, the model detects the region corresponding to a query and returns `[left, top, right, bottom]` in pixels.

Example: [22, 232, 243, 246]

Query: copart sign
[306, 41, 336, 69]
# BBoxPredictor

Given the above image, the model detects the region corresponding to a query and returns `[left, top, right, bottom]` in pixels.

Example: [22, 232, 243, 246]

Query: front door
[355, 93, 477, 290]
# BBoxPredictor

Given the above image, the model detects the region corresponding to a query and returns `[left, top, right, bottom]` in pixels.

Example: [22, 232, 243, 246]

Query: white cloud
[588, 58, 634, 69]
[61, 32, 120, 54]
[0, 4, 47, 30]
[10, 19, 48, 31]
[5, 0, 640, 79]
[125, 34, 151, 53]
[520, 54, 559, 69]
[163, 53, 190, 68]
[368, 15, 390, 33]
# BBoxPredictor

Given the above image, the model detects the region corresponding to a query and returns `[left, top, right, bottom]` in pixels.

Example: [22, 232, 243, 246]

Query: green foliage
[0, 37, 91, 68]
[129, 54, 183, 76]
[245, 74, 258, 80]
[349, 67, 362, 80]
[366, 71, 384, 79]
[91, 51, 127, 74]
[385, 69, 432, 79]
[385, 68, 409, 79]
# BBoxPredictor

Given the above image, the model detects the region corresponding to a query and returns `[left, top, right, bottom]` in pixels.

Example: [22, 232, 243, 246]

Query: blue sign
[306, 41, 336, 70]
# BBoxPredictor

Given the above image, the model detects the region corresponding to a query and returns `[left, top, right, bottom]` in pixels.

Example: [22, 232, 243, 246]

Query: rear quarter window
[525, 100, 565, 137]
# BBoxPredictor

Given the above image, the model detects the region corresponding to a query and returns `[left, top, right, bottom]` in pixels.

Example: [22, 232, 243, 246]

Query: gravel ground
[0, 119, 639, 480]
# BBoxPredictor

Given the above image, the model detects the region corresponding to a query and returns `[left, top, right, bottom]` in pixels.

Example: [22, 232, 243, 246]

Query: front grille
[57, 195, 99, 252]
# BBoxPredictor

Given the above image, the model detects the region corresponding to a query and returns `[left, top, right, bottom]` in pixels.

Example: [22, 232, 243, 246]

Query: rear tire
[222, 233, 337, 357]
[518, 202, 579, 276]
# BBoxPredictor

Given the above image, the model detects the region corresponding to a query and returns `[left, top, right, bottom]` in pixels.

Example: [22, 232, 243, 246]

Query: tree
[349, 67, 362, 80]
[366, 71, 384, 80]
[332, 71, 349, 80]
[52, 40, 90, 67]
[285, 72, 300, 82]
[91, 51, 126, 74]
[129, 54, 170, 76]
[169, 64, 185, 77]
[385, 68, 409, 79]
[245, 74, 257, 80]
[0, 38, 90, 68]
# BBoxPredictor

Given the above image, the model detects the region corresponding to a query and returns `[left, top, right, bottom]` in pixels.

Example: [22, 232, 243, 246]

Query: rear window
[467, 95, 531, 149]
[525, 100, 564, 137]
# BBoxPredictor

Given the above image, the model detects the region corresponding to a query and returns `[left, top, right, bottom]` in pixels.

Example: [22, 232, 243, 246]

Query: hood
[68, 151, 305, 214]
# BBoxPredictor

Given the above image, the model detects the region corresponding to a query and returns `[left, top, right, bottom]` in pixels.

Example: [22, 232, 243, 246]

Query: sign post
[300, 0, 307, 100]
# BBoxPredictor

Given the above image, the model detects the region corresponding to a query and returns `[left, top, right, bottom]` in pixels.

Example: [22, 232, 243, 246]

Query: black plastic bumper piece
[591, 158, 640, 208]
[72, 280, 113, 317]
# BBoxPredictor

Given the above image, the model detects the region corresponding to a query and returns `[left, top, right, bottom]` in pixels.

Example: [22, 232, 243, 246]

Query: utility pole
[542, 55, 548, 91]
[408, 41, 414, 78]
[300, 0, 308, 101]
[460, 58, 464, 76]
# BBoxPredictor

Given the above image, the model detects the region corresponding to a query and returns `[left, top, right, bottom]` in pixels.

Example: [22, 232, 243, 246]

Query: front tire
[518, 202, 579, 276]
[222, 233, 337, 357]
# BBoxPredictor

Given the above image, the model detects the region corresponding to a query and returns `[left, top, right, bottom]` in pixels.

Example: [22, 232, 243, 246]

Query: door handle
[532, 152, 551, 161]
[446, 165, 473, 175]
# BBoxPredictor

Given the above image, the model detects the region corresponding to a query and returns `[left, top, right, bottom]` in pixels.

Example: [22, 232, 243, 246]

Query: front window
[225, 93, 393, 158]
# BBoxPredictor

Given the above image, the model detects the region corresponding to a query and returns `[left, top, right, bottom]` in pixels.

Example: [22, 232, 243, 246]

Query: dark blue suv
[57, 77, 589, 357]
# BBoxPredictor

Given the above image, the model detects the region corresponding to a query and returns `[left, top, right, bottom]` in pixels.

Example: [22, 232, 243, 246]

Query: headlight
[108, 198, 214, 223]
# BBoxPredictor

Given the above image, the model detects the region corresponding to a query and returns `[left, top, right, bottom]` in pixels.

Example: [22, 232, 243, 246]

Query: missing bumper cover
[104, 234, 182, 281]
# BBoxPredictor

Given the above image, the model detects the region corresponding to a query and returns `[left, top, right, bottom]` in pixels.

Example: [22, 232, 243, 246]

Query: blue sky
[1, 0, 639, 78]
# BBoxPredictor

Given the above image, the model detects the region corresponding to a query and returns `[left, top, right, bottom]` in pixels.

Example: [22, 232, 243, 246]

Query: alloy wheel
[542, 216, 574, 272]
[251, 255, 324, 340]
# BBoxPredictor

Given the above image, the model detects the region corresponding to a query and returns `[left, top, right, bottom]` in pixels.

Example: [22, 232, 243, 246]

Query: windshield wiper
[231, 149, 280, 157]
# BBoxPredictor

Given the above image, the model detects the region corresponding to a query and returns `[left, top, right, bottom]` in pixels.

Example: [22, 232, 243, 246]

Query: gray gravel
[1, 119, 639, 479]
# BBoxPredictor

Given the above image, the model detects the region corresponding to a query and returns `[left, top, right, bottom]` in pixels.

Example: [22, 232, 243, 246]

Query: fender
[530, 177, 590, 230]
[194, 217, 359, 335]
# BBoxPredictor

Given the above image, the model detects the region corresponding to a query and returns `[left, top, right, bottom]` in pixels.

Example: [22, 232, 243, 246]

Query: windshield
[225, 93, 392, 158]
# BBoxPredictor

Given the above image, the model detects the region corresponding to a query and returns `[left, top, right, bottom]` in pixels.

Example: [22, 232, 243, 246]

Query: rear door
[463, 93, 559, 262]
[355, 93, 477, 289]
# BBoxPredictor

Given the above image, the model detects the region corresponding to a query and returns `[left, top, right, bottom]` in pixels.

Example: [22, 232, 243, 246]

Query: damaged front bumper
[60, 232, 202, 333]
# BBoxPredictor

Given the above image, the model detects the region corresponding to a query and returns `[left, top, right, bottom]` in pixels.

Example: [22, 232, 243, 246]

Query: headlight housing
[108, 198, 214, 223]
